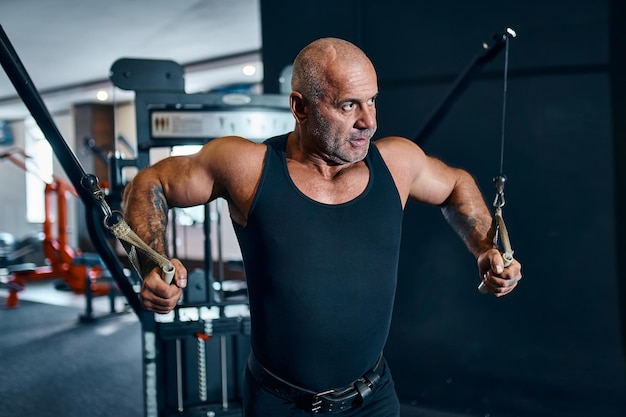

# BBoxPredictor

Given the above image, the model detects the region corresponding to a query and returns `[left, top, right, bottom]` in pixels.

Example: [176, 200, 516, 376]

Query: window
[24, 120, 53, 223]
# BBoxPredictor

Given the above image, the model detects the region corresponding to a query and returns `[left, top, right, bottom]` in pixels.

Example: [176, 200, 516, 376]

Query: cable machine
[108, 57, 293, 417]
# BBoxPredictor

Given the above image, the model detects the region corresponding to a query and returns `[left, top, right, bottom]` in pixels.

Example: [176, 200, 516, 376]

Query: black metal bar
[86, 205, 142, 315]
[413, 29, 515, 145]
[0, 24, 142, 315]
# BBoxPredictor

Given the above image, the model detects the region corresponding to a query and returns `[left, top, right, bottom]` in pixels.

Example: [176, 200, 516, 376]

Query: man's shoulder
[209, 135, 267, 157]
[373, 135, 413, 147]
[201, 136, 268, 180]
[206, 136, 269, 222]
[374, 136, 425, 163]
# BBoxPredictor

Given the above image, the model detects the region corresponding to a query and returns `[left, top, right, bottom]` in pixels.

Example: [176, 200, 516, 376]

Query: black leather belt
[247, 353, 384, 414]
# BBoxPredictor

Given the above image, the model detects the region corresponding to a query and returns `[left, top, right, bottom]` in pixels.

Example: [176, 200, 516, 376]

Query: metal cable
[478, 28, 516, 294]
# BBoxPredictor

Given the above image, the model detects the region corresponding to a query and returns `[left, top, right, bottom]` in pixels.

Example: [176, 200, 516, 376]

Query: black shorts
[243, 357, 400, 417]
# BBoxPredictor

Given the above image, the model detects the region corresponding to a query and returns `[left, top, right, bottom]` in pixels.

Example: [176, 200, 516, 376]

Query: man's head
[290, 38, 378, 164]
[291, 38, 375, 103]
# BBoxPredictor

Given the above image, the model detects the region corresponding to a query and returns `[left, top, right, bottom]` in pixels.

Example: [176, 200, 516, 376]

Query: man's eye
[342, 102, 355, 110]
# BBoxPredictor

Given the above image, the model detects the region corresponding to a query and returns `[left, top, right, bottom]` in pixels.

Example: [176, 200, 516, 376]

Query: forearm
[122, 173, 170, 277]
[440, 171, 495, 258]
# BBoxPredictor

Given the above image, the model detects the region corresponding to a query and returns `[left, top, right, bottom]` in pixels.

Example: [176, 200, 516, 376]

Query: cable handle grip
[102, 208, 177, 286]
[162, 263, 175, 284]
[478, 208, 514, 294]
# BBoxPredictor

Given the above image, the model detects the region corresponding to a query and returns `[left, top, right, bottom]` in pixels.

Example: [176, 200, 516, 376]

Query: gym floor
[0, 281, 462, 417]
[0, 280, 143, 417]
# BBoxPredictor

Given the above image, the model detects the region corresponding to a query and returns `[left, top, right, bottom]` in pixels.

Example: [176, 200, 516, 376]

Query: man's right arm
[121, 136, 265, 312]
[121, 142, 220, 312]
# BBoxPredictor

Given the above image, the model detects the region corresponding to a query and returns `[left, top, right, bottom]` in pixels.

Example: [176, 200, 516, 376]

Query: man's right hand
[139, 258, 187, 314]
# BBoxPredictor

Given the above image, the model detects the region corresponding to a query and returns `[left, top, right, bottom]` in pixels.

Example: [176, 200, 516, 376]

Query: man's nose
[355, 106, 376, 130]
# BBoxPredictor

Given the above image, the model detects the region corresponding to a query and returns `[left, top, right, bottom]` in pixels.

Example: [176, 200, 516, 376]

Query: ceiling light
[96, 90, 109, 101]
[242, 65, 256, 76]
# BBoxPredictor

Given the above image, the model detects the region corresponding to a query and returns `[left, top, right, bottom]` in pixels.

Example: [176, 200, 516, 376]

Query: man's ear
[290, 92, 307, 124]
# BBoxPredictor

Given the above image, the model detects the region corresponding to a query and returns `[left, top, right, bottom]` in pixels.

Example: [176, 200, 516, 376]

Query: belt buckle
[353, 378, 372, 406]
[310, 389, 335, 413]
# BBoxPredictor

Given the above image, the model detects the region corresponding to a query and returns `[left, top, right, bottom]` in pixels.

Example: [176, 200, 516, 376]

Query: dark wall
[260, 1, 625, 416]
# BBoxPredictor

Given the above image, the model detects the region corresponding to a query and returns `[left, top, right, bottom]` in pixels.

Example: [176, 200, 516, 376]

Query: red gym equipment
[1, 148, 110, 308]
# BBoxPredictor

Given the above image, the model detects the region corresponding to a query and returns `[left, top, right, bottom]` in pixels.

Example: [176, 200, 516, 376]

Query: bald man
[123, 37, 522, 416]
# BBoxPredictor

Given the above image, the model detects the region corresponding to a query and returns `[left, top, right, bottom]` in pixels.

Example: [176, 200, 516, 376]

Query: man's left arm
[377, 136, 522, 296]
[440, 169, 522, 297]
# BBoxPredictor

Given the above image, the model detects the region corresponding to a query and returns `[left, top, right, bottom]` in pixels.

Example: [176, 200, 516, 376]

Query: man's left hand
[477, 248, 522, 296]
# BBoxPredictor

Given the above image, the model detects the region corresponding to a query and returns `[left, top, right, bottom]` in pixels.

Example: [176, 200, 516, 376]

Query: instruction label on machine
[151, 110, 294, 142]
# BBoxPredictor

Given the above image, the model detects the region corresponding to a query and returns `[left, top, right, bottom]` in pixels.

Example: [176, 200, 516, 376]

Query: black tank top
[232, 133, 404, 390]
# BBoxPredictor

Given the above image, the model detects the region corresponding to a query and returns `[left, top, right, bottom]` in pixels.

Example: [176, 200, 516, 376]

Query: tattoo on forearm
[148, 185, 168, 247]
[137, 184, 169, 277]
[443, 202, 494, 256]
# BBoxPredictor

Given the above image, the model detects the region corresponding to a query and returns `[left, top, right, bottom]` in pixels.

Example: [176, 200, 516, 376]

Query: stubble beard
[310, 115, 374, 165]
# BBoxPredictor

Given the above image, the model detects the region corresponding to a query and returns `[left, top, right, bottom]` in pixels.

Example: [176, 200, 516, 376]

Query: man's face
[306, 61, 378, 165]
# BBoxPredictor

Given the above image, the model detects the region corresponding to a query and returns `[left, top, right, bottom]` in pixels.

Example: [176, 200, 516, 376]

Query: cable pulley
[478, 27, 516, 294]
